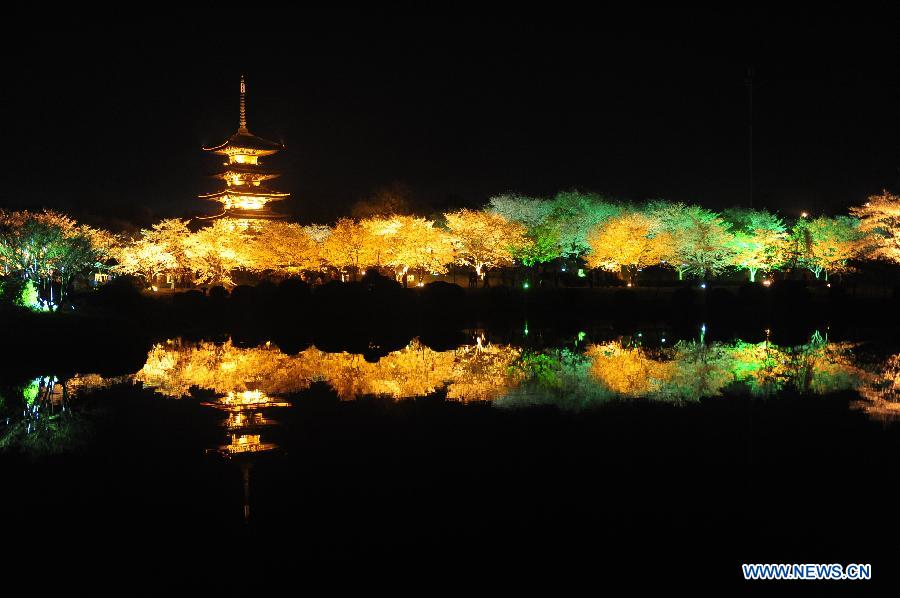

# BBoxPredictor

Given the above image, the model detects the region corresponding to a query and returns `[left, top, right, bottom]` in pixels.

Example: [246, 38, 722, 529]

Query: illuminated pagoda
[199, 75, 289, 221]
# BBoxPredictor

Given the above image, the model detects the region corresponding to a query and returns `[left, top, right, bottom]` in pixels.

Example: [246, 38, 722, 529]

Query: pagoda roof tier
[214, 164, 281, 178]
[203, 208, 290, 221]
[213, 173, 281, 183]
[203, 127, 283, 155]
[198, 185, 290, 201]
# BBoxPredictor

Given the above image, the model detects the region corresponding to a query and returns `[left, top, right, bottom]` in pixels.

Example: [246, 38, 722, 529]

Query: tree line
[2, 190, 900, 308]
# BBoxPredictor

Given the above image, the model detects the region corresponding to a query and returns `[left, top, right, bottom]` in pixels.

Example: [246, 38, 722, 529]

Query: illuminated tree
[585, 211, 671, 284]
[723, 208, 789, 281]
[654, 205, 734, 280]
[114, 218, 192, 287]
[489, 194, 562, 268]
[360, 216, 401, 270]
[849, 191, 900, 263]
[444, 209, 527, 284]
[247, 221, 322, 276]
[546, 190, 621, 259]
[0, 209, 109, 305]
[793, 215, 862, 279]
[379, 215, 455, 284]
[184, 219, 250, 287]
[321, 218, 377, 279]
[114, 233, 178, 285]
[488, 193, 554, 230]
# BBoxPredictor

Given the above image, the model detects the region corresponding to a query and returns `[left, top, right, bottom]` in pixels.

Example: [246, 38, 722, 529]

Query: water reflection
[0, 375, 101, 455]
[127, 331, 900, 418]
[4, 330, 900, 455]
[133, 337, 522, 403]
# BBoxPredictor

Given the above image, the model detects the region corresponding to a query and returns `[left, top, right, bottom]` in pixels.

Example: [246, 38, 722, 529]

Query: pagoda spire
[239, 75, 247, 131]
[200, 75, 289, 222]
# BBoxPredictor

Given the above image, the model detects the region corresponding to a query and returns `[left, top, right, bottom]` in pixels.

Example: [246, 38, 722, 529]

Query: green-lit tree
[0, 210, 108, 307]
[647, 203, 734, 280]
[723, 208, 789, 281]
[546, 190, 621, 259]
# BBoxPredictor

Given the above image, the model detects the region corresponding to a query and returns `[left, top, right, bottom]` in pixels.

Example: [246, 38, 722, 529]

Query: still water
[2, 325, 900, 585]
[5, 328, 899, 452]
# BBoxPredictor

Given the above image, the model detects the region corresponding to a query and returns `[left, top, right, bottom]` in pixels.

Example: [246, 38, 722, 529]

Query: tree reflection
[854, 354, 900, 421]
[6, 328, 900, 459]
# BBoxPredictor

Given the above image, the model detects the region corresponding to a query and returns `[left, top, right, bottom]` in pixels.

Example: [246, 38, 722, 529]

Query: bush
[207, 285, 229, 301]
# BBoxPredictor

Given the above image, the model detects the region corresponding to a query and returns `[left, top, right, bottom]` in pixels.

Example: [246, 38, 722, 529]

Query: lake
[2, 323, 899, 588]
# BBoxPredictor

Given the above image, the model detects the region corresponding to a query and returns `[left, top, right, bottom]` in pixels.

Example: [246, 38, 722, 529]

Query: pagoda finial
[239, 75, 247, 131]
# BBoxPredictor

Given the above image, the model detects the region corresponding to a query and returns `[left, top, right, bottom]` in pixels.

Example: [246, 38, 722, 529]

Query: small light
[699, 283, 707, 289]
[627, 282, 633, 287]
[523, 282, 530, 289]
[762, 279, 772, 287]
[826, 283, 831, 288]
[801, 212, 809, 218]
[661, 338, 666, 343]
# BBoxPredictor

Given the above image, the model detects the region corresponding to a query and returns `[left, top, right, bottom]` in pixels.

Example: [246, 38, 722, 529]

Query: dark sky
[0, 7, 897, 229]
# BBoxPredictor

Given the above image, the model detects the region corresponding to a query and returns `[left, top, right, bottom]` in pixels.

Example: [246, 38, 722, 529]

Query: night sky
[0, 8, 896, 230]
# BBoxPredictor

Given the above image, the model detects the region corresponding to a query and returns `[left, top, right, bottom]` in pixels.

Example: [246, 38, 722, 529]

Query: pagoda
[199, 76, 289, 220]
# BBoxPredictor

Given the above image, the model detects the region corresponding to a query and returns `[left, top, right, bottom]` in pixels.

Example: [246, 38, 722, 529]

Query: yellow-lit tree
[321, 218, 379, 280]
[443, 209, 527, 285]
[585, 211, 670, 284]
[849, 191, 900, 263]
[113, 234, 178, 285]
[184, 219, 250, 287]
[366, 215, 455, 285]
[360, 216, 402, 270]
[247, 221, 322, 276]
[114, 219, 192, 286]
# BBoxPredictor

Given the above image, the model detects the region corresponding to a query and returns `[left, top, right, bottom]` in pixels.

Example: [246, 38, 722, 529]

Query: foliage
[0, 209, 107, 304]
[585, 211, 671, 283]
[183, 219, 248, 287]
[5, 189, 900, 294]
[849, 191, 900, 263]
[444, 209, 527, 279]
[723, 208, 789, 281]
[661, 205, 735, 279]
[547, 190, 621, 259]
[793, 215, 862, 279]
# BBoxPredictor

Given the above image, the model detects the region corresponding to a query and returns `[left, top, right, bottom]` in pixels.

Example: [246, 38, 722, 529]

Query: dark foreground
[2, 372, 899, 590]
